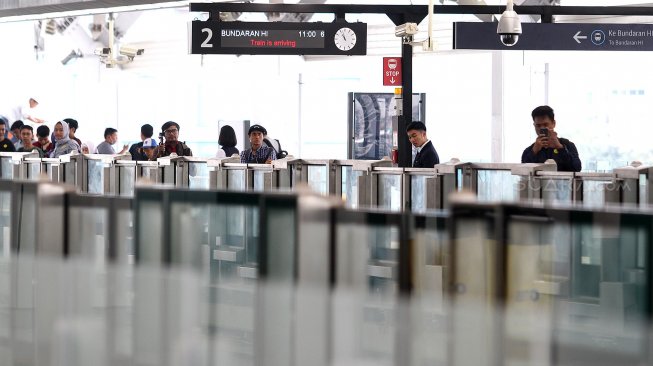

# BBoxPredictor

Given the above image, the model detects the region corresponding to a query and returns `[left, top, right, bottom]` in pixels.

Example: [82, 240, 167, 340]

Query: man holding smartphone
[521, 105, 581, 172]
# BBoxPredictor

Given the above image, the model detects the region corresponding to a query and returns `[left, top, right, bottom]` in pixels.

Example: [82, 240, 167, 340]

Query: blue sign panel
[454, 22, 653, 51]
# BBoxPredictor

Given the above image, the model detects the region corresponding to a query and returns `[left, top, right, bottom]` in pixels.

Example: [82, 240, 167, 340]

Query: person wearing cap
[140, 138, 158, 161]
[152, 121, 192, 160]
[406, 121, 439, 168]
[240, 124, 277, 164]
[129, 123, 155, 161]
[0, 120, 16, 152]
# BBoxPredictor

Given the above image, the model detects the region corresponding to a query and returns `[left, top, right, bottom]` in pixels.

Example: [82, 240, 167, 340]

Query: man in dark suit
[406, 121, 439, 168]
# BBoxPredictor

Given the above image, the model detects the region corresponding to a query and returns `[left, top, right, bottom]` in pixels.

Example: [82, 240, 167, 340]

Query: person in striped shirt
[240, 124, 276, 164]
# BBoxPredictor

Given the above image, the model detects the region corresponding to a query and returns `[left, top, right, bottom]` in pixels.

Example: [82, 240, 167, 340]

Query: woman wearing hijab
[51, 120, 81, 158]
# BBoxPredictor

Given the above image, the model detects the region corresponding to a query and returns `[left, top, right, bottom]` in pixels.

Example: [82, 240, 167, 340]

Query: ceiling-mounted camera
[94, 47, 110, 56]
[119, 45, 145, 59]
[497, 0, 522, 47]
[395, 22, 419, 38]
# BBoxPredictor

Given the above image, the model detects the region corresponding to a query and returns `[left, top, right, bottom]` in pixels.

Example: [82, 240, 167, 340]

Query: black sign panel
[454, 22, 653, 51]
[190, 21, 367, 55]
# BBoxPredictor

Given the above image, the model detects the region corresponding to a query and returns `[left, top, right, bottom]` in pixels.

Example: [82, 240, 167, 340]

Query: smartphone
[539, 128, 549, 137]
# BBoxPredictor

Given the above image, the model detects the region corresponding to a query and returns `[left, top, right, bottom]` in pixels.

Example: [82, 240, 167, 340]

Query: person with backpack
[216, 125, 239, 158]
[263, 134, 288, 159]
[240, 124, 276, 164]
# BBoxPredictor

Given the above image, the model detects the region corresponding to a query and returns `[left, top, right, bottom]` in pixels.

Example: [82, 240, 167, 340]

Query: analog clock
[334, 27, 357, 51]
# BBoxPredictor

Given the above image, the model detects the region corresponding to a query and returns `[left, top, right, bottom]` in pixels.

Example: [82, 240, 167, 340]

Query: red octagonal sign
[383, 57, 402, 86]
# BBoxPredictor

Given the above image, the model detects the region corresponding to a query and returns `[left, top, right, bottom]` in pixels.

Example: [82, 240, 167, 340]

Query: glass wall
[505, 51, 653, 171]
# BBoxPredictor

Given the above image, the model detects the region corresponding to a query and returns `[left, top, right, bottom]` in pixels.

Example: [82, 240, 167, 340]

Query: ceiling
[6, 0, 653, 70]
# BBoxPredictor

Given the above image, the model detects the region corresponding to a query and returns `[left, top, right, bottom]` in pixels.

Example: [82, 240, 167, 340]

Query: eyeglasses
[165, 129, 179, 134]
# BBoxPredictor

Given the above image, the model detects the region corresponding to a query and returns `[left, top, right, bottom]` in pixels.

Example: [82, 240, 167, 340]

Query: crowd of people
[0, 113, 284, 166]
[0, 103, 579, 171]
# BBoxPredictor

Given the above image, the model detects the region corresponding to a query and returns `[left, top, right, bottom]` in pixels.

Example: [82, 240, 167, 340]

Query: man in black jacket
[521, 106, 581, 172]
[406, 121, 439, 168]
[152, 121, 192, 160]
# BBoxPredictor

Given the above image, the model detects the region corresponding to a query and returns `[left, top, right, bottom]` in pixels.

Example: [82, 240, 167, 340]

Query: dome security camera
[497, 1, 522, 47]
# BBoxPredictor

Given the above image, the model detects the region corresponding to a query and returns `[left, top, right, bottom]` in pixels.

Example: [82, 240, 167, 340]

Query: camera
[119, 45, 145, 58]
[395, 22, 419, 38]
[539, 128, 549, 137]
[497, 4, 522, 47]
[94, 47, 111, 56]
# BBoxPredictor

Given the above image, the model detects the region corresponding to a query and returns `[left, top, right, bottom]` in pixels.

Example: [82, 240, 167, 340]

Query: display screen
[190, 21, 367, 56]
[221, 29, 325, 49]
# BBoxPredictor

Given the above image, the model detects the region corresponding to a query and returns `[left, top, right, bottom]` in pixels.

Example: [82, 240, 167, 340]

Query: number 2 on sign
[201, 28, 213, 48]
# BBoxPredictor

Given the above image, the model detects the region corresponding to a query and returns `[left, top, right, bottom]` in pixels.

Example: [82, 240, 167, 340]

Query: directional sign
[454, 22, 653, 51]
[383, 57, 402, 86]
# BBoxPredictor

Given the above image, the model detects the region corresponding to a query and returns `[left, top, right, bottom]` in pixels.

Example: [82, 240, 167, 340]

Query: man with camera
[152, 121, 192, 160]
[521, 105, 581, 172]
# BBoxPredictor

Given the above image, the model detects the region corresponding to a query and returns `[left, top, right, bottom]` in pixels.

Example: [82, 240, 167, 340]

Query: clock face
[334, 27, 357, 51]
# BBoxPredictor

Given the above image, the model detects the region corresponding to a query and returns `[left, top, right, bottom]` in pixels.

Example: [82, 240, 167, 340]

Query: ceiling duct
[441, 0, 559, 22]
[265, 0, 328, 23]
[515, 0, 560, 22]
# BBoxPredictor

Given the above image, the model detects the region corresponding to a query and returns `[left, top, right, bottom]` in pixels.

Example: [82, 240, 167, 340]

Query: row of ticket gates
[0, 151, 652, 365]
[2, 151, 653, 209]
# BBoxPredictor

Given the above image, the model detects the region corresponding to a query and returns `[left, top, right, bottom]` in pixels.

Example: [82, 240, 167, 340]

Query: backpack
[263, 137, 288, 159]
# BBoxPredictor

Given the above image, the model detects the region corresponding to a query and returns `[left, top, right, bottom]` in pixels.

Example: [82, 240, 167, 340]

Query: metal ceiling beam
[264, 0, 329, 23]
[0, 0, 186, 20]
[516, 0, 560, 22]
[190, 3, 653, 20]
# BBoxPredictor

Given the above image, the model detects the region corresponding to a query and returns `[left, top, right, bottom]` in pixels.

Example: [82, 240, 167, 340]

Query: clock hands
[335, 27, 356, 51]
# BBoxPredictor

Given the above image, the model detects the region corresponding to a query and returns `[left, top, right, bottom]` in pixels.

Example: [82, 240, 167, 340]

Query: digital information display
[221, 29, 325, 48]
[190, 21, 367, 55]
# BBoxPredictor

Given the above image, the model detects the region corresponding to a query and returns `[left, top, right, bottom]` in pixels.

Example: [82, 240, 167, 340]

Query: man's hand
[547, 130, 564, 149]
[155, 144, 165, 157]
[532, 134, 548, 154]
[26, 116, 45, 124]
[118, 144, 129, 155]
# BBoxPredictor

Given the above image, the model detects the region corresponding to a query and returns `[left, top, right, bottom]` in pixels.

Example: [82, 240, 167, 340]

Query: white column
[491, 51, 504, 163]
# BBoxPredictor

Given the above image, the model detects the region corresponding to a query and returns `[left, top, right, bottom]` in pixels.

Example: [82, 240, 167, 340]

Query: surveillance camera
[395, 22, 419, 37]
[94, 47, 110, 56]
[497, 8, 522, 47]
[119, 45, 145, 58]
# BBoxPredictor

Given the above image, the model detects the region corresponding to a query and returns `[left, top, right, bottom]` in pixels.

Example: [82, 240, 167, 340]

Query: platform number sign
[190, 21, 367, 55]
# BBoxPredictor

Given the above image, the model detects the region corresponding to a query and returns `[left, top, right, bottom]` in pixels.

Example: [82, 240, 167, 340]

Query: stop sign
[383, 57, 402, 86]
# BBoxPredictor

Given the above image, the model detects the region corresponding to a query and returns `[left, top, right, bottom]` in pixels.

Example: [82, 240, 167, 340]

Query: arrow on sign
[573, 31, 588, 44]
[390, 77, 396, 84]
